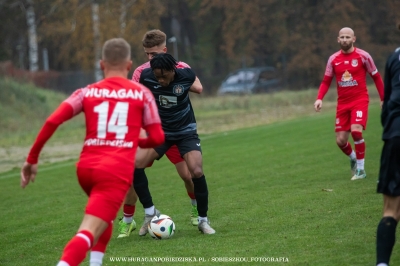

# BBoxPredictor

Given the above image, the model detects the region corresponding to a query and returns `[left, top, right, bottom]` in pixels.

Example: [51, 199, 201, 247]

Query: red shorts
[335, 100, 369, 132]
[146, 145, 184, 168]
[77, 167, 131, 223]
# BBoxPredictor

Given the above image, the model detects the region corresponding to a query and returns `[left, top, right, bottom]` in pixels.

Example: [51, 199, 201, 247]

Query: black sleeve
[381, 53, 392, 126]
[181, 68, 196, 85]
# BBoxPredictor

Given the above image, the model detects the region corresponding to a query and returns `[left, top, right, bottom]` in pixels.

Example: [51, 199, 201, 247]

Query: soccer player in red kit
[118, 29, 203, 238]
[314, 27, 384, 180]
[20, 38, 164, 266]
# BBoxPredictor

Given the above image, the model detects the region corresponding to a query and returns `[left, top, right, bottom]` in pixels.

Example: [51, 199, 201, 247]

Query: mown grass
[0, 102, 393, 266]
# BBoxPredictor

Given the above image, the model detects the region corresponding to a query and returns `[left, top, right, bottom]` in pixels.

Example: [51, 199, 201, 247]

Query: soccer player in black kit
[133, 53, 216, 235]
[376, 24, 400, 266]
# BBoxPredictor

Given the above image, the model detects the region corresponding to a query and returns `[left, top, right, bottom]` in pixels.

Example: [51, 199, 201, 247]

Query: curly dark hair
[150, 53, 178, 71]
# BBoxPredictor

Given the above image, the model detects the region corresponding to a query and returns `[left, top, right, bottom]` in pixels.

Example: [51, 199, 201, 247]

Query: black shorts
[377, 137, 400, 196]
[154, 134, 202, 159]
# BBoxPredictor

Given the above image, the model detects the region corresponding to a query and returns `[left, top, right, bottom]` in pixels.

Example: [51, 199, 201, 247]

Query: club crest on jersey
[351, 59, 358, 67]
[173, 84, 184, 96]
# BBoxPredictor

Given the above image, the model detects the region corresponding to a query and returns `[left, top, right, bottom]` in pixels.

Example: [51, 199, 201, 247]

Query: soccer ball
[148, 214, 176, 240]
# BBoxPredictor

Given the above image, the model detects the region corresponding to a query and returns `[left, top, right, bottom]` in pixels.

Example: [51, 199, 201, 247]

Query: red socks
[338, 142, 353, 156]
[187, 192, 196, 200]
[351, 131, 365, 160]
[59, 230, 93, 266]
[123, 204, 136, 218]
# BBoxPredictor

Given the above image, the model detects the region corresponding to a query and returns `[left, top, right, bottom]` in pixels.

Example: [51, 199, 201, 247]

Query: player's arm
[132, 67, 141, 82]
[176, 61, 203, 94]
[381, 54, 393, 126]
[21, 90, 84, 188]
[364, 53, 384, 107]
[314, 75, 333, 112]
[138, 87, 165, 148]
[369, 69, 384, 107]
[189, 77, 203, 94]
[314, 59, 334, 112]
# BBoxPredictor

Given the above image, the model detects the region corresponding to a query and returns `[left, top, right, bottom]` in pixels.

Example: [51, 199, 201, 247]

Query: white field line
[0, 161, 75, 180]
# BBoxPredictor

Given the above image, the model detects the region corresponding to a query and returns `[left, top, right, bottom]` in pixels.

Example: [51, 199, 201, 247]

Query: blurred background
[0, 0, 399, 95]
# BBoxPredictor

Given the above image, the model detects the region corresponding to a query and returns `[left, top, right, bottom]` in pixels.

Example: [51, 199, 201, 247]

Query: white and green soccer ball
[148, 214, 176, 240]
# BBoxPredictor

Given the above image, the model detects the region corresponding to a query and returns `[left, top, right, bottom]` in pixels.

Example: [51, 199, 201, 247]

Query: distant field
[0, 102, 393, 266]
[0, 77, 381, 173]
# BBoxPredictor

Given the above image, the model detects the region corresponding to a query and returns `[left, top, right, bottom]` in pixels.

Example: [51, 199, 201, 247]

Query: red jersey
[317, 47, 384, 104]
[132, 61, 190, 82]
[27, 77, 162, 181]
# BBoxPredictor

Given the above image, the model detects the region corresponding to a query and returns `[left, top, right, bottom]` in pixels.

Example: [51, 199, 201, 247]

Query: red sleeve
[138, 123, 165, 148]
[371, 72, 384, 101]
[26, 102, 74, 164]
[317, 75, 333, 100]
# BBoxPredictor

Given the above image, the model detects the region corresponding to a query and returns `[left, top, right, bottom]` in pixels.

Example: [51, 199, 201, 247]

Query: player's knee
[191, 167, 203, 179]
[336, 136, 347, 147]
[351, 131, 363, 141]
[179, 171, 193, 181]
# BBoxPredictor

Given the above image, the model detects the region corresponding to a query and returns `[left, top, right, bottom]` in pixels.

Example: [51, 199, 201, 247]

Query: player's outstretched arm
[138, 87, 165, 148]
[21, 102, 76, 188]
[138, 123, 165, 148]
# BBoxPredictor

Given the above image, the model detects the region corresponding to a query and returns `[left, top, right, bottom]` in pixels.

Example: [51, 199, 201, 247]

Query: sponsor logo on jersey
[85, 88, 143, 100]
[84, 138, 133, 148]
[159, 95, 177, 108]
[173, 84, 185, 96]
[351, 59, 358, 67]
[338, 70, 358, 87]
[345, 61, 349, 64]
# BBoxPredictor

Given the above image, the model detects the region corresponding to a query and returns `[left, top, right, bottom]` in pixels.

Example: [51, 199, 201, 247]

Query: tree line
[1, 0, 399, 94]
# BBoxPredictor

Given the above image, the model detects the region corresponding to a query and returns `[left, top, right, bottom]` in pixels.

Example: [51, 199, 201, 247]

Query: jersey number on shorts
[94, 101, 128, 139]
[356, 111, 363, 118]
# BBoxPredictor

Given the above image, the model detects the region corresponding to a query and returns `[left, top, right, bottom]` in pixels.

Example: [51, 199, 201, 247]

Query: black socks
[133, 168, 153, 208]
[192, 175, 209, 217]
[377, 216, 398, 265]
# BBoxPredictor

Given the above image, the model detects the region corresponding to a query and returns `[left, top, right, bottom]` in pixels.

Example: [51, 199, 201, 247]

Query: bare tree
[26, 0, 38, 72]
[92, 0, 102, 81]
[119, 0, 137, 37]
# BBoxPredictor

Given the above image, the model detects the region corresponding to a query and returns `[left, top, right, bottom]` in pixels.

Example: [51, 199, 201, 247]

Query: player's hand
[20, 162, 38, 188]
[314, 99, 323, 112]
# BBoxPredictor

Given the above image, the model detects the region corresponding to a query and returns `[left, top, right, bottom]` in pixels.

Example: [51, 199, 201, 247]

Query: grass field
[0, 102, 393, 266]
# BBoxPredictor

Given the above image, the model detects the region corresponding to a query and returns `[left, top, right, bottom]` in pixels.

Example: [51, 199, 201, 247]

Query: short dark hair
[142, 29, 166, 48]
[150, 53, 177, 71]
[102, 38, 130, 65]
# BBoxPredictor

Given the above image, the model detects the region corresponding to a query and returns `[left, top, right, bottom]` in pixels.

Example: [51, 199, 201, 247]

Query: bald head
[102, 38, 131, 65]
[339, 27, 355, 37]
[337, 27, 356, 53]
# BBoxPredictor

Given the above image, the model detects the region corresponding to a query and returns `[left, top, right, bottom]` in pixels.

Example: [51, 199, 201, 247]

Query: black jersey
[382, 47, 400, 140]
[140, 68, 197, 139]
